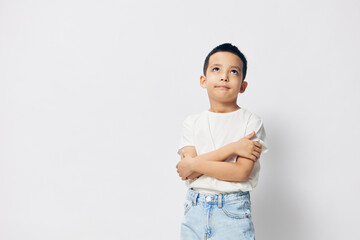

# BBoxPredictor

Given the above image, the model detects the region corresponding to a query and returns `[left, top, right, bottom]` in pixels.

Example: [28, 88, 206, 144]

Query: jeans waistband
[186, 188, 250, 208]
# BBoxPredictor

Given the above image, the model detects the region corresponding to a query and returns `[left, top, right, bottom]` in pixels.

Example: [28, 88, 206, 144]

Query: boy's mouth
[215, 85, 229, 89]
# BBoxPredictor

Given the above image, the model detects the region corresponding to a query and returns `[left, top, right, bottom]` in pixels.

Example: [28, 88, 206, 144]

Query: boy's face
[200, 51, 248, 104]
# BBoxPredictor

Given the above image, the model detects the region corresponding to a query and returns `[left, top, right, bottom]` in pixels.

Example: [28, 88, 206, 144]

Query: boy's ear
[240, 81, 248, 93]
[200, 75, 207, 88]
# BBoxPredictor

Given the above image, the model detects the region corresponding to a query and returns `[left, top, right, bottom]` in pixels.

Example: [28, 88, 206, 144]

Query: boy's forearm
[186, 143, 236, 180]
[191, 159, 252, 182]
[195, 142, 236, 162]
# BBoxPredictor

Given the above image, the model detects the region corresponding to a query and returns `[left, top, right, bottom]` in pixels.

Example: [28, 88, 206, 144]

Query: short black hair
[203, 43, 247, 81]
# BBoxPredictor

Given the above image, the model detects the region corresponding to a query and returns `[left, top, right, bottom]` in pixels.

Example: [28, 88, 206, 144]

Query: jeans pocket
[183, 199, 193, 216]
[221, 199, 251, 219]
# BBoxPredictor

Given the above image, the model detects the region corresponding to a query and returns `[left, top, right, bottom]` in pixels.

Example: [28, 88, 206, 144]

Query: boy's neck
[208, 103, 241, 113]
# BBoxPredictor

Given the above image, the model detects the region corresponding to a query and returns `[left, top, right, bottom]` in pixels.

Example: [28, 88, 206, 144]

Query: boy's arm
[179, 154, 255, 182]
[177, 131, 261, 180]
[193, 156, 255, 182]
[179, 143, 236, 180]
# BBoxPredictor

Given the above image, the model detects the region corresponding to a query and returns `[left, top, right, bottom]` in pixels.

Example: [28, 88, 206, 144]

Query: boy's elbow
[235, 170, 250, 182]
[234, 160, 254, 182]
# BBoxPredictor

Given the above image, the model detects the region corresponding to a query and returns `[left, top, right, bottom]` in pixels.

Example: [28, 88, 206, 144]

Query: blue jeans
[180, 189, 255, 240]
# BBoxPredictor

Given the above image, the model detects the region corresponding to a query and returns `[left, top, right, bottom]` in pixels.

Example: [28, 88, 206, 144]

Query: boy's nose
[221, 72, 229, 81]
[221, 75, 229, 81]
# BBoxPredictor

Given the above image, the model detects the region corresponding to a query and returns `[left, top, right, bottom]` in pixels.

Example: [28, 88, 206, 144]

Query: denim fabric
[180, 189, 255, 240]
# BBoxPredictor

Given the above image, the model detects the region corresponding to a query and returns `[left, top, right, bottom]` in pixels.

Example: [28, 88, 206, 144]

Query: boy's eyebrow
[210, 64, 222, 68]
[210, 64, 242, 71]
[231, 65, 242, 71]
[210, 63, 242, 72]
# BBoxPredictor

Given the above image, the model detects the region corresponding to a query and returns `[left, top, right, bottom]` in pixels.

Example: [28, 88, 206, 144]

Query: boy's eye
[231, 69, 238, 75]
[213, 67, 220, 72]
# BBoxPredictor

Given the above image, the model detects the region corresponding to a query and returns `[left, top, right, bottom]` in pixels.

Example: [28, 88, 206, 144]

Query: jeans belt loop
[192, 192, 199, 206]
[218, 193, 223, 208]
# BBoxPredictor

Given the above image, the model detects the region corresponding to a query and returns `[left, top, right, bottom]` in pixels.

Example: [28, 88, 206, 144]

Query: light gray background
[1, 0, 359, 239]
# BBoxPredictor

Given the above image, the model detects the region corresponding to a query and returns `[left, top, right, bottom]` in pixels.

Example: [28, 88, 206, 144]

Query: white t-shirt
[177, 107, 268, 194]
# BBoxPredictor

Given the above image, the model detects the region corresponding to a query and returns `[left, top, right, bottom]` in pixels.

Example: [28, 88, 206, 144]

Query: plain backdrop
[1, 0, 359, 239]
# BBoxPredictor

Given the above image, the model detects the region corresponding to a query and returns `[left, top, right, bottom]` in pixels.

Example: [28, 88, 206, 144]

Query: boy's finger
[249, 154, 257, 161]
[254, 142, 262, 148]
[253, 152, 260, 159]
[244, 131, 255, 139]
[254, 146, 262, 153]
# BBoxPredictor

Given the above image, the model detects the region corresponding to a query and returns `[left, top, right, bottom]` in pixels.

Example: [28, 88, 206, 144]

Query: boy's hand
[233, 131, 262, 162]
[176, 152, 195, 180]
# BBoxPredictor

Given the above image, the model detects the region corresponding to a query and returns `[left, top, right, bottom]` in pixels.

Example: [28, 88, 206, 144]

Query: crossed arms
[175, 131, 262, 182]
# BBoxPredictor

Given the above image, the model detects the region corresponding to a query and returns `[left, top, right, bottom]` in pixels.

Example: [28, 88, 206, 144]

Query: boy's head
[203, 43, 247, 82]
[200, 43, 249, 105]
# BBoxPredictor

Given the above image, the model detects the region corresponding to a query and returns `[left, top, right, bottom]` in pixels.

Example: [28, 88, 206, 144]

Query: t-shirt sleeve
[177, 116, 195, 156]
[245, 114, 269, 154]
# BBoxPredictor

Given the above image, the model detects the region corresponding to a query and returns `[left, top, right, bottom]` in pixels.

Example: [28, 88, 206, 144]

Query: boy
[176, 43, 268, 240]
